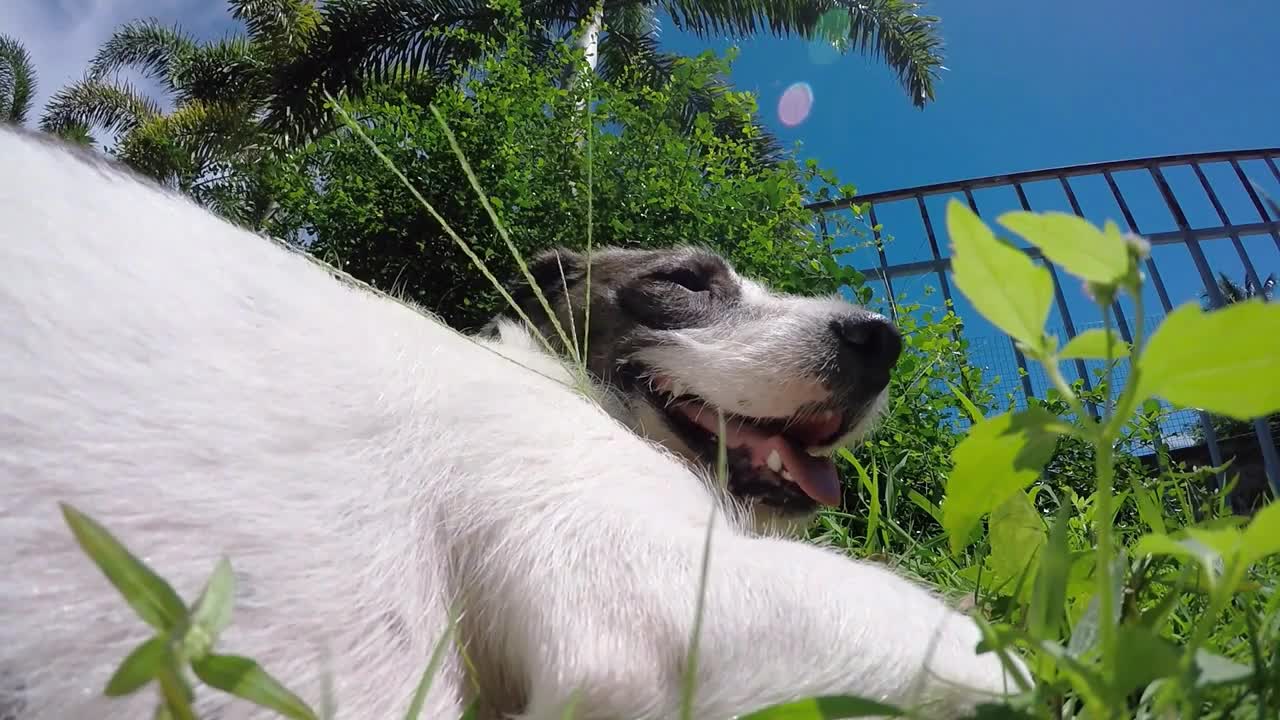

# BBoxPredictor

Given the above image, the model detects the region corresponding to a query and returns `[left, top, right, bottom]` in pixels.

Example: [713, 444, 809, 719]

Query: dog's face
[501, 246, 902, 531]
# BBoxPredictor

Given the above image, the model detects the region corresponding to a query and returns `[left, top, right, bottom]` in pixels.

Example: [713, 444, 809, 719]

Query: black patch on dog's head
[497, 246, 742, 383]
[510, 247, 587, 319]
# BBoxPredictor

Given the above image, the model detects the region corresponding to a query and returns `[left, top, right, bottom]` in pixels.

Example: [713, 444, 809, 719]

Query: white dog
[0, 127, 1025, 720]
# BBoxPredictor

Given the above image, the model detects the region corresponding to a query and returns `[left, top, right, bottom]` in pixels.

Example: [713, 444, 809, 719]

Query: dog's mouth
[639, 373, 852, 514]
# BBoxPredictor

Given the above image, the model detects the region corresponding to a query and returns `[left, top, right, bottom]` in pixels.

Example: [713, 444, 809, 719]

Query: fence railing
[806, 148, 1280, 497]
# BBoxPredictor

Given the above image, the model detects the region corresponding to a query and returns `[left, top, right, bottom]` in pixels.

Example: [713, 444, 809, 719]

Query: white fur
[0, 129, 1025, 720]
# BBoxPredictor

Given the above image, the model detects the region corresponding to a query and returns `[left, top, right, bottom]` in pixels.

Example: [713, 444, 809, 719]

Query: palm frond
[171, 36, 269, 105]
[229, 0, 323, 56]
[263, 0, 504, 141]
[39, 76, 162, 138]
[660, 0, 944, 107]
[0, 34, 38, 124]
[86, 19, 197, 95]
[112, 97, 265, 184]
[1217, 271, 1247, 304]
[164, 98, 265, 167]
[113, 113, 195, 184]
[609, 3, 660, 36]
[53, 122, 98, 147]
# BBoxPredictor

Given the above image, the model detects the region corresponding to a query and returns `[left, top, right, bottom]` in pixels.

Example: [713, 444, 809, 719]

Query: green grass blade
[403, 610, 461, 720]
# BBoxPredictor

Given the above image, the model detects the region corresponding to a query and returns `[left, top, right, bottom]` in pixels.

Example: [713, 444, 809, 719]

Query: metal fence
[806, 149, 1280, 496]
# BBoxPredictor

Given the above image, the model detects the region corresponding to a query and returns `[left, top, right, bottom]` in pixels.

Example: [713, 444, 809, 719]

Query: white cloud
[1, 0, 233, 124]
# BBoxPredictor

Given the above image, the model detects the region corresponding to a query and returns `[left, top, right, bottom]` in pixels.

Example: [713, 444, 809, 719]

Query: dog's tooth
[767, 449, 782, 473]
[781, 469, 794, 482]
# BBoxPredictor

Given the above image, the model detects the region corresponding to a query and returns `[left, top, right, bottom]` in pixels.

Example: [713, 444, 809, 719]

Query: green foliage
[942, 407, 1065, 554]
[0, 33, 37, 125]
[938, 199, 1280, 719]
[267, 19, 866, 329]
[59, 503, 318, 720]
[1136, 301, 1280, 421]
[997, 212, 1129, 285]
[947, 201, 1053, 353]
[736, 695, 903, 719]
[1057, 328, 1126, 360]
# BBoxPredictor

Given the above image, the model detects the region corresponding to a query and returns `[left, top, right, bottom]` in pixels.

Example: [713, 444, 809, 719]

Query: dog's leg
[461, 510, 1022, 720]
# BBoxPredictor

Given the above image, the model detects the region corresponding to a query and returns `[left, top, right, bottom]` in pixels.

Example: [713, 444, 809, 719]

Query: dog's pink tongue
[678, 404, 843, 506]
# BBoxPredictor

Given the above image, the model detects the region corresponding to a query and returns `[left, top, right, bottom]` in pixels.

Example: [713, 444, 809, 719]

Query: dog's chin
[627, 372, 883, 522]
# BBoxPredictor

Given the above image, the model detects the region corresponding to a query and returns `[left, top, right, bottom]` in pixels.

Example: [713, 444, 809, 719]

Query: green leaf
[1132, 487, 1167, 535]
[737, 695, 904, 720]
[942, 407, 1063, 554]
[1028, 504, 1071, 640]
[186, 557, 236, 660]
[839, 449, 880, 548]
[1192, 649, 1254, 688]
[988, 491, 1047, 588]
[1136, 301, 1280, 420]
[104, 635, 168, 697]
[1133, 531, 1232, 586]
[1239, 499, 1280, 566]
[947, 201, 1053, 352]
[1067, 555, 1124, 658]
[906, 489, 943, 525]
[1032, 639, 1110, 709]
[1058, 328, 1126, 360]
[192, 653, 318, 720]
[459, 700, 481, 720]
[1110, 625, 1182, 698]
[945, 380, 985, 423]
[997, 211, 1129, 284]
[59, 503, 188, 632]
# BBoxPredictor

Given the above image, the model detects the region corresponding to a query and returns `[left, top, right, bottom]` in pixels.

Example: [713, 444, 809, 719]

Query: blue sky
[661, 0, 1280, 425]
[6, 0, 1278, 422]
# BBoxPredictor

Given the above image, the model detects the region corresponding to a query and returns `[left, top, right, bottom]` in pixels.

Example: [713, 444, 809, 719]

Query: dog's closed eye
[649, 267, 710, 293]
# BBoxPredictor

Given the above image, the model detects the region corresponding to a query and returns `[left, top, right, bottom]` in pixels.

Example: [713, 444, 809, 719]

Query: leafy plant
[939, 204, 1280, 718]
[58, 503, 319, 720]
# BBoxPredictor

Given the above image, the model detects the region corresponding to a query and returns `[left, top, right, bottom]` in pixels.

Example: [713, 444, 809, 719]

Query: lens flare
[777, 82, 814, 127]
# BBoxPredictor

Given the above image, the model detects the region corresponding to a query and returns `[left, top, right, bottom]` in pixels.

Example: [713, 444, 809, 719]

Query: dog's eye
[651, 268, 710, 293]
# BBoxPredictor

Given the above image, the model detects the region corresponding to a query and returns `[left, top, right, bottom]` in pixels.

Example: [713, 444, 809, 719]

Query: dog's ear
[510, 247, 586, 313]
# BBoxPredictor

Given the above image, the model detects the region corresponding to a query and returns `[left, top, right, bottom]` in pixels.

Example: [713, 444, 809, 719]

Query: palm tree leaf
[171, 36, 269, 105]
[659, 0, 944, 107]
[87, 19, 198, 95]
[114, 114, 195, 184]
[39, 76, 163, 138]
[0, 34, 38, 124]
[53, 122, 99, 147]
[263, 0, 582, 141]
[229, 0, 323, 57]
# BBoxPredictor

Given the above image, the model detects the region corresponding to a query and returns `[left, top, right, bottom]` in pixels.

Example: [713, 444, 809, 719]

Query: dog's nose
[831, 314, 903, 374]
